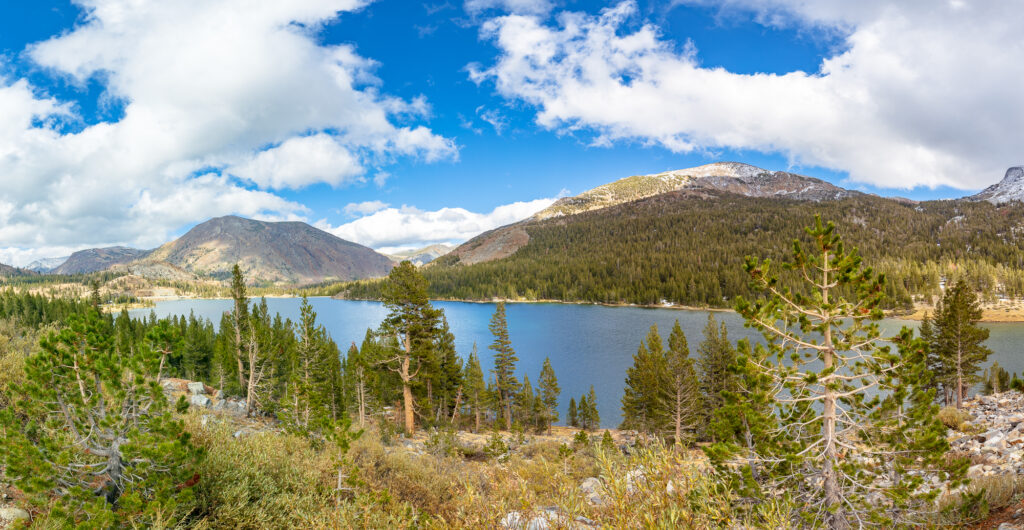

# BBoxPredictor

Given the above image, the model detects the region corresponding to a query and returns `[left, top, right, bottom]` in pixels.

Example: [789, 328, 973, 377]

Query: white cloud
[470, 0, 1024, 190]
[465, 0, 551, 16]
[0, 0, 456, 265]
[320, 197, 554, 249]
[476, 106, 509, 134]
[227, 134, 363, 190]
[343, 200, 390, 216]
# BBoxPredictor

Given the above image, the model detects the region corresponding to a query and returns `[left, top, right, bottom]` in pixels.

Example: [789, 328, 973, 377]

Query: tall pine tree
[463, 344, 486, 432]
[489, 302, 519, 430]
[620, 324, 669, 435]
[538, 357, 560, 434]
[926, 279, 991, 408]
[379, 261, 442, 434]
[696, 314, 737, 440]
[666, 320, 701, 444]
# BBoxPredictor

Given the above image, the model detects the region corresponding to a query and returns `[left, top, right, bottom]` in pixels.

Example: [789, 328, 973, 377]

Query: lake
[130, 298, 1024, 428]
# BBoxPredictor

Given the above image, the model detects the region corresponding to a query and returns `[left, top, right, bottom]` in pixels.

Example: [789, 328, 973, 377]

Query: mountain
[387, 244, 454, 266]
[0, 263, 35, 278]
[534, 162, 858, 220]
[25, 256, 69, 273]
[449, 162, 861, 265]
[970, 166, 1024, 204]
[52, 247, 150, 275]
[146, 216, 393, 284]
[337, 164, 1024, 308]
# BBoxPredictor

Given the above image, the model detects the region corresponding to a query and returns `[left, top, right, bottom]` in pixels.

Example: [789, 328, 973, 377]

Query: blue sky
[1, 0, 1021, 265]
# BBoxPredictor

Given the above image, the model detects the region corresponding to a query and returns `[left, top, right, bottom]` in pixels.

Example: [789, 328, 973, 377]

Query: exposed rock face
[444, 226, 530, 266]
[52, 246, 150, 275]
[534, 162, 857, 221]
[970, 166, 1024, 204]
[146, 215, 393, 284]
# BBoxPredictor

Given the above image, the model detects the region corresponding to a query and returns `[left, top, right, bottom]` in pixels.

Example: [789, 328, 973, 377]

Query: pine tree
[929, 279, 992, 408]
[538, 357, 560, 434]
[620, 324, 669, 435]
[378, 261, 442, 434]
[578, 393, 592, 431]
[0, 308, 198, 525]
[489, 302, 519, 430]
[568, 397, 578, 428]
[666, 320, 701, 444]
[434, 316, 463, 422]
[464, 344, 486, 432]
[731, 216, 959, 528]
[516, 374, 536, 430]
[696, 314, 737, 440]
[705, 339, 779, 494]
[283, 296, 344, 435]
[579, 386, 600, 431]
[230, 264, 249, 392]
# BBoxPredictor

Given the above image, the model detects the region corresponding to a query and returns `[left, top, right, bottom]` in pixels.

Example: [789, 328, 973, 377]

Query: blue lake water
[131, 298, 1024, 428]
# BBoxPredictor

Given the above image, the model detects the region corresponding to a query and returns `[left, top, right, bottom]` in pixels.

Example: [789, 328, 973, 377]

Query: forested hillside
[335, 191, 1024, 308]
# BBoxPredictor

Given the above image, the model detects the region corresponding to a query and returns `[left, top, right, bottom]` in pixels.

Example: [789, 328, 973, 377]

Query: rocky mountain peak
[533, 162, 855, 220]
[969, 166, 1024, 204]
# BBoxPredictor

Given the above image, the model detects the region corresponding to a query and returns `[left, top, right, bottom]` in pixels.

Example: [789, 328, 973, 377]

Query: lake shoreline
[333, 294, 1024, 323]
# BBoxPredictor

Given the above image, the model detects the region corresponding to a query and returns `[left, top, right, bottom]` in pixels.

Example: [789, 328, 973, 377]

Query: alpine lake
[131, 298, 1024, 428]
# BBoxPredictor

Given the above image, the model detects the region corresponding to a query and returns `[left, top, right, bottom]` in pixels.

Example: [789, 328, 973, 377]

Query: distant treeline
[328, 192, 1024, 308]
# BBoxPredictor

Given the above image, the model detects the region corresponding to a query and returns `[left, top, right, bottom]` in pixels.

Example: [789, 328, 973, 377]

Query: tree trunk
[357, 370, 367, 428]
[821, 253, 847, 530]
[235, 315, 246, 390]
[474, 395, 481, 433]
[402, 378, 415, 434]
[504, 395, 512, 431]
[674, 384, 683, 444]
[956, 337, 964, 409]
[451, 387, 463, 424]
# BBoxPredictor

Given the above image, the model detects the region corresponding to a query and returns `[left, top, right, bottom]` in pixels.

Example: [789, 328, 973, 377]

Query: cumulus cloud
[343, 200, 390, 216]
[320, 197, 554, 249]
[0, 0, 456, 265]
[470, 0, 1024, 190]
[227, 134, 364, 190]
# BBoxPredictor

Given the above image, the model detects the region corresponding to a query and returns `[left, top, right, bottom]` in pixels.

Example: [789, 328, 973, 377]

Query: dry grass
[176, 415, 799, 529]
[938, 406, 974, 431]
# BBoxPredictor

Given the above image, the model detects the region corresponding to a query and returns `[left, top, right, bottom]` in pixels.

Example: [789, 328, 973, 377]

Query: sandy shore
[900, 300, 1024, 323]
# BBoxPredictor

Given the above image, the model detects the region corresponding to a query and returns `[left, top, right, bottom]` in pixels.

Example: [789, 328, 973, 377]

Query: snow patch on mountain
[971, 167, 1024, 204]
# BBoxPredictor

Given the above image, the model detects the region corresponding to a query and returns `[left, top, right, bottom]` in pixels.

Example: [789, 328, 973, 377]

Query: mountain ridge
[52, 247, 151, 275]
[146, 215, 393, 284]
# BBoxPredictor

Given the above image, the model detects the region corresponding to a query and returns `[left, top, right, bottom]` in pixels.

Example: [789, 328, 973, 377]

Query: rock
[578, 477, 607, 506]
[625, 467, 647, 495]
[0, 507, 29, 523]
[190, 394, 212, 408]
[998, 522, 1023, 530]
[500, 512, 525, 529]
[188, 382, 206, 395]
[500, 508, 596, 530]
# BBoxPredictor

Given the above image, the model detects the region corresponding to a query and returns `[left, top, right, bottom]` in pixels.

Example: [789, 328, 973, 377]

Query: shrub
[484, 431, 509, 460]
[425, 428, 459, 458]
[938, 406, 973, 431]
